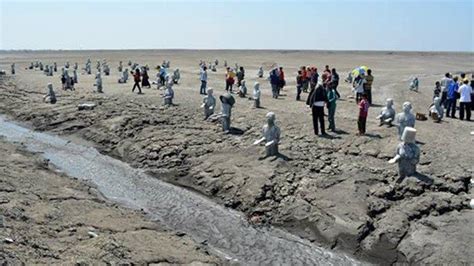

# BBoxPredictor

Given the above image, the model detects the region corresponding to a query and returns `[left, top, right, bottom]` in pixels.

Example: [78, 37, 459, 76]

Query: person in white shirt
[457, 79, 472, 121]
[440, 73, 452, 107]
[352, 75, 366, 103]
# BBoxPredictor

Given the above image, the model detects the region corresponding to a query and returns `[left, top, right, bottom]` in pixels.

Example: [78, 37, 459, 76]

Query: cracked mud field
[1, 50, 473, 264]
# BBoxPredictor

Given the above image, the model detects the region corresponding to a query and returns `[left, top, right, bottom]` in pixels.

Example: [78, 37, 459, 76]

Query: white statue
[201, 88, 216, 120]
[377, 98, 396, 126]
[163, 82, 174, 106]
[118, 61, 123, 72]
[254, 112, 281, 157]
[118, 68, 129, 83]
[409, 77, 419, 91]
[238, 80, 247, 97]
[172, 68, 180, 84]
[396, 101, 415, 140]
[220, 93, 235, 133]
[43, 83, 57, 104]
[257, 66, 264, 78]
[94, 72, 103, 93]
[389, 127, 420, 180]
[253, 82, 261, 108]
[429, 96, 443, 122]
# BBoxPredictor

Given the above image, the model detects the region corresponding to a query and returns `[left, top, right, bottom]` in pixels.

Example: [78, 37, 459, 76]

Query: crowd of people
[435, 72, 473, 121]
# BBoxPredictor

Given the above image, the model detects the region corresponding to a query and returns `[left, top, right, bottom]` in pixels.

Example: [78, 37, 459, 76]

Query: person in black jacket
[307, 84, 328, 136]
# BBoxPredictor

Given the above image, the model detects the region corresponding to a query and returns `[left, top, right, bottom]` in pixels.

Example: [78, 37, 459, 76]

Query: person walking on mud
[132, 69, 142, 94]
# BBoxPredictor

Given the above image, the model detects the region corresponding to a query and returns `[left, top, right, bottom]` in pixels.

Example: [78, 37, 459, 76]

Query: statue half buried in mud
[253, 82, 261, 108]
[94, 72, 103, 93]
[220, 93, 235, 134]
[253, 112, 281, 157]
[389, 127, 420, 180]
[163, 75, 174, 106]
[428, 96, 443, 123]
[377, 98, 396, 126]
[396, 101, 415, 140]
[202, 88, 216, 120]
[43, 83, 57, 104]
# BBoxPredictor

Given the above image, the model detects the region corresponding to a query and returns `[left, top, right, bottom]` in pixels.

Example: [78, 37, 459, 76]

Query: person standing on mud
[132, 69, 142, 94]
[225, 67, 236, 92]
[457, 78, 472, 121]
[269, 68, 280, 98]
[327, 84, 337, 131]
[141, 68, 151, 88]
[309, 67, 318, 92]
[330, 68, 341, 98]
[357, 93, 370, 135]
[296, 70, 303, 101]
[440, 73, 452, 107]
[200, 66, 208, 95]
[236, 66, 245, 87]
[364, 69, 374, 105]
[278, 67, 285, 95]
[306, 84, 328, 136]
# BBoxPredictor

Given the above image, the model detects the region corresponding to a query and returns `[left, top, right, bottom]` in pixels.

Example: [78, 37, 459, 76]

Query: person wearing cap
[389, 127, 420, 181]
[457, 78, 472, 121]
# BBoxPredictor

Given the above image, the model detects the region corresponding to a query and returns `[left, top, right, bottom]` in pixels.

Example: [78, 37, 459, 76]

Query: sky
[1, 0, 473, 52]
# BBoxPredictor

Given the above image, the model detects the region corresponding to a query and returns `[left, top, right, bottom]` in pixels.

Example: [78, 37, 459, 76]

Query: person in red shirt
[278, 67, 285, 95]
[132, 68, 142, 94]
[357, 93, 369, 135]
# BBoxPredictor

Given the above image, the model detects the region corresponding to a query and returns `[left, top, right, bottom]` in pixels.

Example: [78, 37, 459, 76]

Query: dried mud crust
[0, 138, 220, 264]
[1, 50, 473, 264]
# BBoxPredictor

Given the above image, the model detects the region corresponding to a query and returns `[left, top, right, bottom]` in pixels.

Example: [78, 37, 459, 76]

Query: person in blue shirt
[445, 76, 459, 118]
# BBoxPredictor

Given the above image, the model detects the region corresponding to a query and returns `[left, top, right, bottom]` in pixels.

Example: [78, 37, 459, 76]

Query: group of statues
[376, 98, 419, 180]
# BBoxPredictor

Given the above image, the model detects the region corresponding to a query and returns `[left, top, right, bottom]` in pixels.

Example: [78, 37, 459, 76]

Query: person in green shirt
[327, 84, 338, 131]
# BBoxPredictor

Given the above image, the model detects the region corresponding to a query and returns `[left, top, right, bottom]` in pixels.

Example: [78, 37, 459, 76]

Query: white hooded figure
[73, 69, 78, 84]
[429, 96, 443, 122]
[95, 72, 103, 93]
[163, 78, 174, 106]
[202, 88, 216, 120]
[377, 98, 396, 126]
[43, 83, 57, 104]
[396, 101, 415, 140]
[409, 77, 419, 91]
[220, 93, 235, 133]
[389, 127, 420, 180]
[254, 112, 281, 157]
[253, 82, 261, 108]
[172, 68, 181, 84]
[257, 66, 264, 78]
[119, 68, 129, 83]
[238, 80, 247, 97]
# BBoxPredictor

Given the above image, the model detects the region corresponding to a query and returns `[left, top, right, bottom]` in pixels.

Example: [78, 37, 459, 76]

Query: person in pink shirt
[357, 93, 369, 135]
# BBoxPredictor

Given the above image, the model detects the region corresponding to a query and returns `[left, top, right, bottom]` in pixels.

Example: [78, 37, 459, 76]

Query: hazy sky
[1, 0, 473, 51]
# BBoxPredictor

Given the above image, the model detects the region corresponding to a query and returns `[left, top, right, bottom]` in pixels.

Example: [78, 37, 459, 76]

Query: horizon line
[1, 48, 473, 54]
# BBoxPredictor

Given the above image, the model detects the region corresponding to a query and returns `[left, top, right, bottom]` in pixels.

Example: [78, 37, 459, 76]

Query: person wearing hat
[389, 127, 420, 181]
[220, 93, 235, 133]
[457, 78, 472, 121]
